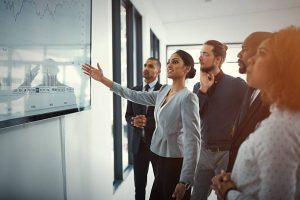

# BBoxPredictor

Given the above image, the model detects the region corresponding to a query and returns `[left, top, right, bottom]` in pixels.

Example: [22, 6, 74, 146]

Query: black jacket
[125, 82, 162, 154]
[227, 90, 270, 172]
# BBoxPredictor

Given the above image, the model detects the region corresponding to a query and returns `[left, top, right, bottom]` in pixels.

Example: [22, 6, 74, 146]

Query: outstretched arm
[82, 63, 113, 89]
[82, 62, 157, 106]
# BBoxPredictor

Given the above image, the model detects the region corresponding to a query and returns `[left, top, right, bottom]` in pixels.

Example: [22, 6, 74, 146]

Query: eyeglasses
[199, 52, 212, 57]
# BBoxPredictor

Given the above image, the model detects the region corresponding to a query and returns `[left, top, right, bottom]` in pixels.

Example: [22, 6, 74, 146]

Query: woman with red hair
[211, 26, 300, 200]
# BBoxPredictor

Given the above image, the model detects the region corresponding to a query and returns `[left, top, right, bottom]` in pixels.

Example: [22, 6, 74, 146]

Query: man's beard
[143, 71, 149, 79]
[200, 65, 216, 73]
[238, 60, 247, 74]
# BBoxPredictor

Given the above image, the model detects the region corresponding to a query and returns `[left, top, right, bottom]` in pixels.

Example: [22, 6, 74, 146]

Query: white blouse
[228, 106, 300, 200]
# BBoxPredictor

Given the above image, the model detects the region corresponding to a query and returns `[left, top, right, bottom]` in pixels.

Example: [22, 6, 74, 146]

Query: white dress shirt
[143, 78, 158, 92]
[250, 89, 260, 105]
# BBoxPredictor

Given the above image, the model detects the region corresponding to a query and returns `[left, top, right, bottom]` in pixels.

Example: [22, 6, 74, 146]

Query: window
[150, 29, 160, 59]
[112, 0, 143, 190]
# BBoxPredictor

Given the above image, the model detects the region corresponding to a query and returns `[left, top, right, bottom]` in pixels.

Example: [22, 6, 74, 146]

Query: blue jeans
[191, 146, 229, 200]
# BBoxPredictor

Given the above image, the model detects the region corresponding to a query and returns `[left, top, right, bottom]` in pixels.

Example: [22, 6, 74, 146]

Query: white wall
[165, 6, 300, 44]
[64, 0, 114, 199]
[130, 0, 168, 84]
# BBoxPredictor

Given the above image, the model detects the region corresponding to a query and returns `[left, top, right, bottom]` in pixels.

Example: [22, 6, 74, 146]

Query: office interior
[0, 0, 299, 199]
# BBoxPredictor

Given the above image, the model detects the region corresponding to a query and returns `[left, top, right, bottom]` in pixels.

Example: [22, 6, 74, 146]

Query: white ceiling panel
[152, 0, 300, 24]
[147, 0, 300, 44]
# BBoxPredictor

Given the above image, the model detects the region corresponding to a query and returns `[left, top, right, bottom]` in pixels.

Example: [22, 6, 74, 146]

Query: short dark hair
[174, 50, 196, 79]
[246, 32, 272, 51]
[147, 57, 161, 68]
[204, 40, 228, 65]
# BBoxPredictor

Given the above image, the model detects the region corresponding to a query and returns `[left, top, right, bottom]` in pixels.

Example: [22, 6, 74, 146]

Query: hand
[82, 63, 104, 82]
[199, 71, 214, 93]
[172, 182, 186, 200]
[131, 115, 147, 128]
[211, 170, 236, 200]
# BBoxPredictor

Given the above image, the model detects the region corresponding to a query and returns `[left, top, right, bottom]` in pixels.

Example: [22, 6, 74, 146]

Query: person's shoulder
[155, 82, 163, 90]
[159, 84, 170, 90]
[223, 74, 247, 89]
[193, 82, 200, 87]
[192, 82, 200, 92]
[180, 90, 199, 108]
[223, 73, 244, 82]
[250, 109, 300, 157]
[228, 74, 246, 84]
[154, 84, 169, 94]
[234, 76, 247, 84]
[156, 81, 162, 86]
[182, 88, 198, 100]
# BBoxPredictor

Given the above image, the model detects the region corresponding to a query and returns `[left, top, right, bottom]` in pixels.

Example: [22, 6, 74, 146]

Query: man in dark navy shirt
[191, 40, 247, 200]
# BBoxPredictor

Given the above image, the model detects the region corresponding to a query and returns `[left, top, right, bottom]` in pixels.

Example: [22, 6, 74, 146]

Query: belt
[206, 146, 229, 152]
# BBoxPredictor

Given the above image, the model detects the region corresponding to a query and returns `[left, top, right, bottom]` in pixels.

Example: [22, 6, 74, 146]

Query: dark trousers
[149, 154, 191, 200]
[133, 140, 157, 200]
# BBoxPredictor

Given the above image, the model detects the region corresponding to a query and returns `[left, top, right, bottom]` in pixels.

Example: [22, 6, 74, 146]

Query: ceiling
[147, 0, 300, 44]
[151, 0, 300, 25]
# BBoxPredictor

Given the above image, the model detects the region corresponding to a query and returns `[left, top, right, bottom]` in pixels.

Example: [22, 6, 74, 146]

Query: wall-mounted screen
[0, 0, 91, 128]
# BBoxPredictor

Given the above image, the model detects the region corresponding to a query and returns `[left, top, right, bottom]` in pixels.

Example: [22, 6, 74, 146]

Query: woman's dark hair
[175, 50, 196, 79]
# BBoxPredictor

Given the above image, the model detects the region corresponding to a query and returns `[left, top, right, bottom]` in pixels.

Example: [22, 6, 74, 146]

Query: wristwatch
[179, 181, 191, 190]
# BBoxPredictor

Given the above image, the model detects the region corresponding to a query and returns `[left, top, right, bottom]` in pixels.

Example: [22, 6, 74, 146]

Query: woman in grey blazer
[82, 50, 200, 200]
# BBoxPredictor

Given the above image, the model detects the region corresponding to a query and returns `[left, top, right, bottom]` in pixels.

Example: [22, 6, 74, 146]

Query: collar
[143, 77, 158, 89]
[213, 70, 224, 84]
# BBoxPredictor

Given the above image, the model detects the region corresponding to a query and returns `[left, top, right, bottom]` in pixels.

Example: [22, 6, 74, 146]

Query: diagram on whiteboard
[0, 0, 91, 123]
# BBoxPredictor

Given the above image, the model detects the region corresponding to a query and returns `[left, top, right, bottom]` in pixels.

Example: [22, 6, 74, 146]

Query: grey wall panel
[0, 118, 64, 200]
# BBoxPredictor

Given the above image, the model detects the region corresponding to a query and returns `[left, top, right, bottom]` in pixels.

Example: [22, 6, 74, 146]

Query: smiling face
[246, 39, 272, 90]
[167, 53, 189, 80]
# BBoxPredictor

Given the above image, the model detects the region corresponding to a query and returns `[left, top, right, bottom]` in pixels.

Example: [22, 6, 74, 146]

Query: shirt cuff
[227, 189, 240, 200]
[110, 82, 118, 92]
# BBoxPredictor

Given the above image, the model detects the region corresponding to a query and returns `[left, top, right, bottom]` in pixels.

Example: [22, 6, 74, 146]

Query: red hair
[261, 26, 300, 111]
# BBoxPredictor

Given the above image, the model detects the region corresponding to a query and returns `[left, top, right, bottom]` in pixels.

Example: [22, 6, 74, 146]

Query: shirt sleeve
[179, 92, 201, 185]
[192, 82, 207, 112]
[255, 124, 298, 200]
[227, 189, 254, 200]
[111, 82, 157, 106]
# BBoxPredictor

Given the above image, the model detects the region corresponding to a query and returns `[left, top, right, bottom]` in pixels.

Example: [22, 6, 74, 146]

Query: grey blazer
[111, 82, 201, 184]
